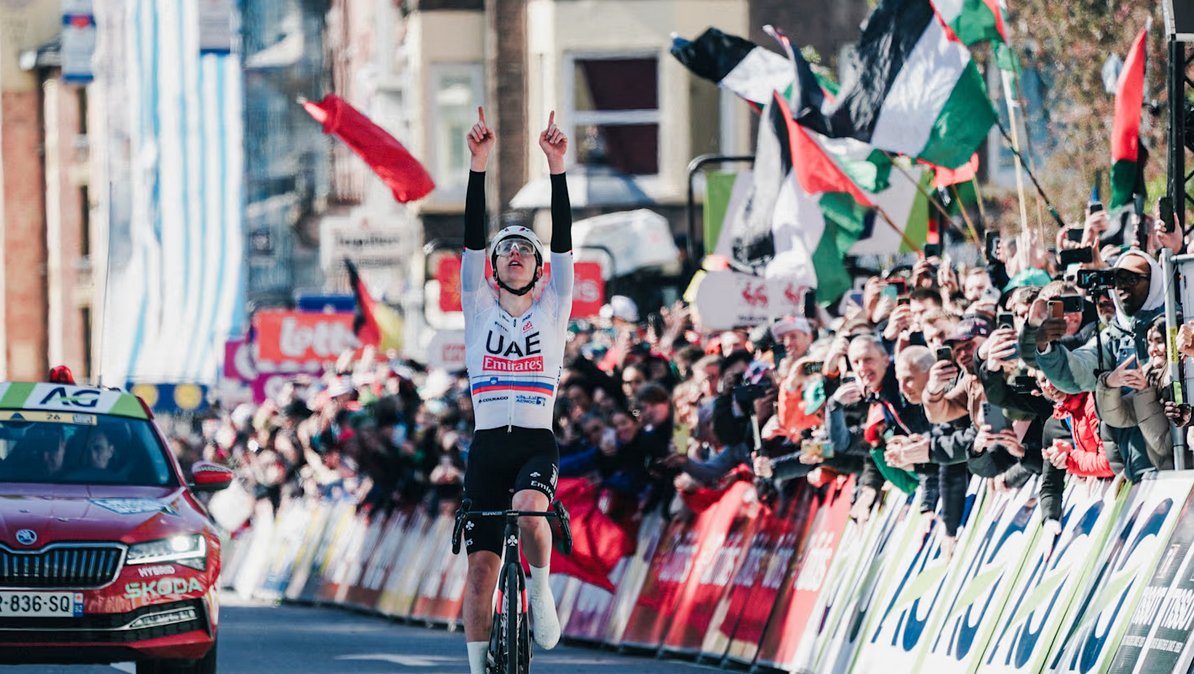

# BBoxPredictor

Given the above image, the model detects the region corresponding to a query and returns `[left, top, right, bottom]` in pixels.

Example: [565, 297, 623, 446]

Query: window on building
[430, 64, 484, 197]
[80, 186, 90, 257]
[571, 56, 659, 175]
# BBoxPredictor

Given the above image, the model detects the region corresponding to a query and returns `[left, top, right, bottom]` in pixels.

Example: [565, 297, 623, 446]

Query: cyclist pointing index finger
[460, 107, 572, 674]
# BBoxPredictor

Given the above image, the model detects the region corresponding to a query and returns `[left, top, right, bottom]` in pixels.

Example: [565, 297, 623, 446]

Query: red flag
[1110, 27, 1147, 210]
[302, 94, 435, 203]
[550, 478, 638, 591]
[928, 153, 979, 189]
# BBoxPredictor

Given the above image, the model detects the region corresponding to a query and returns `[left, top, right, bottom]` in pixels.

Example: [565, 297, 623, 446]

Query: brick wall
[2, 89, 48, 381]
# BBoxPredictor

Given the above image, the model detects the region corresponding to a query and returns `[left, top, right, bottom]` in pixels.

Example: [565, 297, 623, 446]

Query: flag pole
[1000, 69, 1032, 247]
[949, 183, 983, 244]
[880, 151, 980, 245]
[971, 175, 991, 227]
[873, 203, 923, 253]
[993, 121, 1067, 230]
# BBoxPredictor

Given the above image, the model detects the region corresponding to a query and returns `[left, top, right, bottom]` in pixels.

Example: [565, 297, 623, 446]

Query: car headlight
[126, 534, 207, 570]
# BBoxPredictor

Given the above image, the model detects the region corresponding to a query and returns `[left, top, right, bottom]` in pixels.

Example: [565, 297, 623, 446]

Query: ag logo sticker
[38, 386, 100, 408]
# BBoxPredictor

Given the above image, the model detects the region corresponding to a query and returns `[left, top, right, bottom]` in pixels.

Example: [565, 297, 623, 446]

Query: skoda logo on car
[14, 529, 36, 546]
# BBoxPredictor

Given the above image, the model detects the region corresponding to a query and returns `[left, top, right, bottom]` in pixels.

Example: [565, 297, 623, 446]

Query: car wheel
[137, 641, 217, 674]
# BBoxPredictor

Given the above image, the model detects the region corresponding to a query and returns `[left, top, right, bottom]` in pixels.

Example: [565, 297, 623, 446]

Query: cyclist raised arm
[460, 107, 572, 674]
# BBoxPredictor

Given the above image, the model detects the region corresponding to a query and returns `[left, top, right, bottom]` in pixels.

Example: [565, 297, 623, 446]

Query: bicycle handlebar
[451, 498, 574, 556]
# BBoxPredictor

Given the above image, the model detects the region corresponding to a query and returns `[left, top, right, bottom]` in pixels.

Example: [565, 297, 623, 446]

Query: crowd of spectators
[188, 203, 1194, 552]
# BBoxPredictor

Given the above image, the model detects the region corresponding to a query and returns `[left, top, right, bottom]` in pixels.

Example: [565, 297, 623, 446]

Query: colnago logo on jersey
[483, 355, 544, 373]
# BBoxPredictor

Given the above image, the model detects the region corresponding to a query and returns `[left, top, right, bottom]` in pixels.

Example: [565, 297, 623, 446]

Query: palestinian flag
[671, 27, 835, 117]
[345, 258, 404, 352]
[1110, 27, 1148, 211]
[815, 0, 997, 169]
[719, 92, 921, 302]
[932, 0, 1008, 45]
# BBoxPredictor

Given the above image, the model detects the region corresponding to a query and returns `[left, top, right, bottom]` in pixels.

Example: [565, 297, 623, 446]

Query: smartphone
[1048, 300, 1064, 319]
[1059, 247, 1094, 265]
[923, 242, 942, 258]
[1065, 227, 1085, 243]
[803, 289, 818, 318]
[801, 361, 824, 376]
[880, 285, 899, 302]
[982, 401, 1010, 434]
[985, 231, 1000, 261]
[886, 278, 908, 294]
[1060, 294, 1084, 314]
[1160, 195, 1177, 233]
[997, 311, 1015, 330]
[936, 346, 954, 363]
[897, 296, 911, 307]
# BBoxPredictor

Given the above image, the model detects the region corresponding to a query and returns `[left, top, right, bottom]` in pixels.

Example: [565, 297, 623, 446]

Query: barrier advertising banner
[1045, 473, 1194, 674]
[755, 480, 850, 669]
[788, 488, 901, 674]
[977, 477, 1124, 674]
[663, 481, 761, 654]
[710, 485, 815, 663]
[621, 516, 695, 648]
[914, 479, 1038, 672]
[602, 511, 667, 646]
[1108, 487, 1194, 674]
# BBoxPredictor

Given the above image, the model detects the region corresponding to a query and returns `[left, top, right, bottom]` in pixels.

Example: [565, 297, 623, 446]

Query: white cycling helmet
[488, 226, 545, 296]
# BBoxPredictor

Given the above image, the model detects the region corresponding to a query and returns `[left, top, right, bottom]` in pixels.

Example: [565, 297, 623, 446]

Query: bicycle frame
[451, 500, 572, 674]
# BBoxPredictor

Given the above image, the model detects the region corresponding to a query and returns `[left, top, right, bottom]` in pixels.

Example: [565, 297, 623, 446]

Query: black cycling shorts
[463, 426, 560, 555]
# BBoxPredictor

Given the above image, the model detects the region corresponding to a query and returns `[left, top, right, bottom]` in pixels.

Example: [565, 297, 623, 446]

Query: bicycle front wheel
[504, 563, 522, 674]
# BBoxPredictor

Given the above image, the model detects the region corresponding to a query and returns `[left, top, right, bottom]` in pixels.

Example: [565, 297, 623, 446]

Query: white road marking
[336, 653, 449, 666]
[110, 663, 135, 673]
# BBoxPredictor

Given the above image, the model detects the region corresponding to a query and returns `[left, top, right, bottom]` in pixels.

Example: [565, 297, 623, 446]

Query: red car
[0, 378, 233, 673]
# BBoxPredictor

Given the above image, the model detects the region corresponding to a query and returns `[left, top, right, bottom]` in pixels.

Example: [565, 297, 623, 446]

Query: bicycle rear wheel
[504, 563, 522, 674]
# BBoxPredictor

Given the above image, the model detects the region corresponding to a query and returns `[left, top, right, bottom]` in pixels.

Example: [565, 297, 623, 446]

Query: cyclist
[461, 106, 572, 674]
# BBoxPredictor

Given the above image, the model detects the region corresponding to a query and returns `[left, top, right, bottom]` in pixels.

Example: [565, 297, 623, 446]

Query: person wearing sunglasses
[1022, 249, 1166, 481]
[459, 106, 573, 674]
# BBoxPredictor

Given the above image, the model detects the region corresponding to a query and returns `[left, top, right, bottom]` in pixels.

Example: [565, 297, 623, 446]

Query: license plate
[0, 591, 83, 617]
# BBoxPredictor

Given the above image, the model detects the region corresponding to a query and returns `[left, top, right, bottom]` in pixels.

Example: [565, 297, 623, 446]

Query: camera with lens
[1076, 268, 1117, 290]
[733, 383, 773, 407]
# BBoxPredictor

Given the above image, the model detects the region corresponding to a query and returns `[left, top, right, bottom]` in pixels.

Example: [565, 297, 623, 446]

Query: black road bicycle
[452, 498, 573, 674]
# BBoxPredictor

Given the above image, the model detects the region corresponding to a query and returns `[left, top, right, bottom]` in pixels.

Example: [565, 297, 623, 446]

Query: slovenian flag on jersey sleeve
[816, 0, 996, 169]
[932, 0, 1008, 45]
[1110, 26, 1148, 211]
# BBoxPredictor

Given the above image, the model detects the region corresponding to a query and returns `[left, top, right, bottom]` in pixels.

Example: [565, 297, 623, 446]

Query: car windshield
[0, 412, 175, 487]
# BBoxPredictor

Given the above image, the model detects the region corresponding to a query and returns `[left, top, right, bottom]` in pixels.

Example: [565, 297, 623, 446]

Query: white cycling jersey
[461, 248, 574, 431]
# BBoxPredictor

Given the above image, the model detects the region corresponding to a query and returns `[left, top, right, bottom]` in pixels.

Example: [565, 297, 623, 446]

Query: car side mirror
[188, 461, 234, 493]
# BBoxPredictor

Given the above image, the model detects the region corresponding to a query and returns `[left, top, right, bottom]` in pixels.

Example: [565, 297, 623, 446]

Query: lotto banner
[1045, 473, 1194, 674]
[754, 479, 851, 669]
[1108, 487, 1194, 674]
[662, 481, 761, 654]
[977, 478, 1126, 674]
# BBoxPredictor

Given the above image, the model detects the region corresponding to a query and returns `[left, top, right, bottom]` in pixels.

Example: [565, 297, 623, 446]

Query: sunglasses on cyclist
[495, 239, 536, 258]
